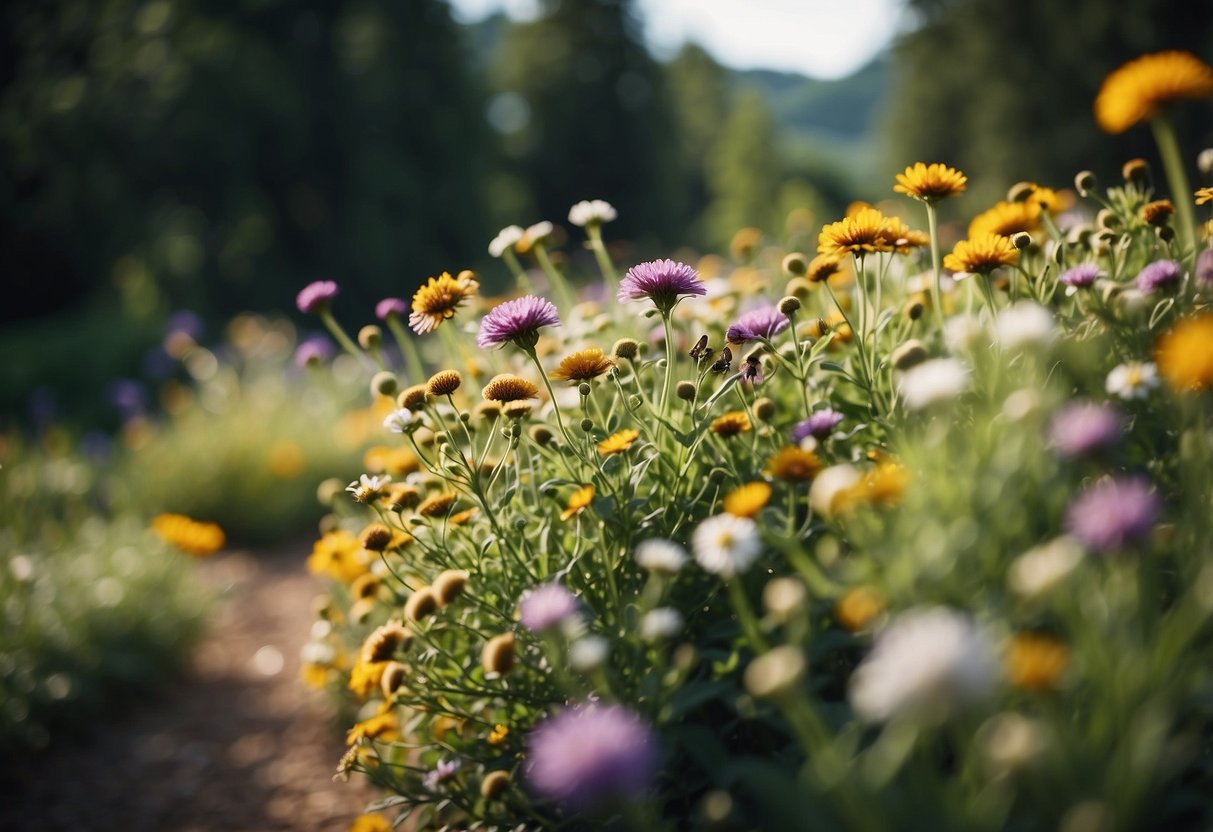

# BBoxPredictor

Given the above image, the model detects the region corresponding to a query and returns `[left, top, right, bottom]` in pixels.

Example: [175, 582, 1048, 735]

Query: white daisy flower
[808, 464, 861, 518]
[522, 220, 554, 246]
[640, 608, 684, 642]
[995, 301, 1056, 350]
[383, 408, 414, 433]
[1007, 537, 1083, 598]
[634, 539, 688, 574]
[849, 607, 999, 723]
[488, 225, 524, 258]
[346, 473, 391, 503]
[898, 358, 970, 410]
[568, 636, 610, 672]
[568, 199, 618, 227]
[1105, 361, 1159, 400]
[692, 514, 761, 577]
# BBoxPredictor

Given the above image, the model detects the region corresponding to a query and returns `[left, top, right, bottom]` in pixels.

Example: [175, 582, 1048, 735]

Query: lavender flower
[525, 703, 659, 810]
[725, 305, 790, 343]
[293, 335, 335, 368]
[1058, 263, 1100, 295]
[1136, 259, 1182, 295]
[296, 280, 339, 314]
[1047, 401, 1123, 458]
[1197, 248, 1213, 288]
[477, 295, 561, 350]
[518, 583, 579, 632]
[375, 298, 408, 320]
[1064, 477, 1160, 552]
[791, 408, 844, 442]
[618, 259, 706, 312]
[423, 758, 462, 791]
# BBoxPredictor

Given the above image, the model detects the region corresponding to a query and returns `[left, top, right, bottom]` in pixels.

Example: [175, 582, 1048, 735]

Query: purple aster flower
[518, 583, 579, 632]
[1047, 401, 1123, 458]
[165, 309, 205, 340]
[1064, 477, 1160, 552]
[1136, 259, 1183, 295]
[791, 408, 844, 442]
[525, 703, 659, 810]
[296, 280, 339, 314]
[108, 378, 148, 419]
[423, 758, 462, 791]
[1196, 248, 1213, 288]
[726, 305, 790, 343]
[618, 259, 706, 312]
[375, 297, 408, 320]
[476, 295, 561, 350]
[1059, 263, 1100, 294]
[293, 335, 335, 368]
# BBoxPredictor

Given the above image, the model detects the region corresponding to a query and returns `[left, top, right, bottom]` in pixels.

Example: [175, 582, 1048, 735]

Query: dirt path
[0, 545, 377, 832]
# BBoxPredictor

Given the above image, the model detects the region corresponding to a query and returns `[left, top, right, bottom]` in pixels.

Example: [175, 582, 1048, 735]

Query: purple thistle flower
[618, 259, 706, 312]
[1059, 263, 1100, 293]
[296, 280, 339, 314]
[1047, 401, 1123, 458]
[726, 305, 790, 343]
[423, 758, 461, 791]
[525, 703, 659, 810]
[791, 408, 844, 442]
[1196, 248, 1213, 288]
[1136, 260, 1183, 295]
[519, 583, 579, 632]
[294, 335, 335, 368]
[375, 297, 408, 320]
[477, 295, 561, 350]
[1064, 477, 1160, 552]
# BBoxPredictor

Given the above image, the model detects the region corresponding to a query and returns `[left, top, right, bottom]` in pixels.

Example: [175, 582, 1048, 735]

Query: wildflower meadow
[283, 50, 1213, 832]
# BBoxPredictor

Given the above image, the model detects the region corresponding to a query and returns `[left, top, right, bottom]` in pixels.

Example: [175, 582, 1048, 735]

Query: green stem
[502, 248, 533, 293]
[1151, 113, 1197, 261]
[925, 201, 946, 332]
[385, 313, 427, 385]
[524, 347, 578, 452]
[658, 311, 677, 430]
[319, 309, 373, 371]
[532, 242, 577, 312]
[587, 224, 618, 298]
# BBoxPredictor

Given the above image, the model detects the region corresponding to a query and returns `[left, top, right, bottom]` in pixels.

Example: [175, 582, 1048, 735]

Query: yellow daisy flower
[765, 446, 821, 481]
[151, 513, 226, 557]
[1155, 313, 1213, 392]
[710, 411, 752, 438]
[817, 207, 891, 258]
[1006, 633, 1068, 691]
[723, 482, 772, 518]
[1095, 50, 1213, 134]
[409, 270, 479, 334]
[560, 485, 595, 521]
[550, 348, 615, 383]
[598, 428, 641, 456]
[487, 723, 510, 746]
[968, 201, 1040, 238]
[835, 586, 885, 631]
[943, 234, 1019, 275]
[1195, 187, 1213, 205]
[893, 162, 967, 202]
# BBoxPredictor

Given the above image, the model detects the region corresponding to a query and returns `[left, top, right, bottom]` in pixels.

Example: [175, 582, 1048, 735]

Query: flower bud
[1141, 199, 1174, 226]
[1157, 225, 1176, 243]
[528, 425, 553, 446]
[1074, 170, 1097, 196]
[785, 277, 814, 299]
[397, 384, 428, 411]
[763, 577, 806, 621]
[753, 397, 776, 422]
[577, 382, 592, 397]
[744, 645, 806, 699]
[781, 252, 808, 276]
[404, 586, 439, 622]
[358, 325, 382, 350]
[482, 632, 516, 676]
[481, 770, 510, 800]
[360, 524, 394, 552]
[1121, 157, 1151, 186]
[579, 418, 594, 432]
[777, 295, 801, 316]
[474, 401, 501, 423]
[512, 517, 527, 530]
[890, 339, 928, 370]
[628, 394, 643, 410]
[1011, 232, 1032, 250]
[1199, 148, 1213, 176]
[1095, 209, 1121, 231]
[904, 297, 925, 321]
[507, 422, 523, 439]
[459, 410, 472, 424]
[675, 380, 697, 401]
[371, 371, 399, 398]
[381, 661, 407, 698]
[1007, 181, 1035, 203]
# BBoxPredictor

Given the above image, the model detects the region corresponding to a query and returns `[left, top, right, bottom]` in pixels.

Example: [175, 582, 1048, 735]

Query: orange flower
[1095, 50, 1213, 134]
[818, 207, 891, 258]
[723, 482, 772, 518]
[598, 428, 640, 456]
[560, 485, 595, 521]
[893, 162, 967, 202]
[550, 348, 615, 382]
[1155, 313, 1213, 392]
[943, 234, 1019, 275]
[835, 586, 886, 631]
[1006, 633, 1068, 691]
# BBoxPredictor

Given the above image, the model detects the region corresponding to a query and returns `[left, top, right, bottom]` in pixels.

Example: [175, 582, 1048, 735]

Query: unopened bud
[577, 382, 592, 397]
[580, 418, 594, 432]
[1007, 181, 1035, 203]
[1199, 148, 1213, 176]
[744, 645, 806, 699]
[781, 252, 808, 276]
[404, 587, 439, 621]
[1157, 225, 1176, 243]
[753, 397, 776, 422]
[612, 338, 640, 360]
[676, 380, 697, 401]
[358, 325, 382, 350]
[1074, 170, 1097, 196]
[482, 632, 516, 676]
[481, 770, 510, 800]
[628, 394, 643, 410]
[1096, 209, 1121, 231]
[1122, 157, 1151, 186]
[371, 371, 399, 397]
[1011, 232, 1032, 250]
[778, 295, 801, 316]
[891, 339, 929, 370]
[528, 425, 553, 446]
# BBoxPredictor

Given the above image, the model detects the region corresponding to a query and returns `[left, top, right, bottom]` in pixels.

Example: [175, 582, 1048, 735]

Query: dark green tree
[886, 0, 1213, 210]
[704, 89, 783, 246]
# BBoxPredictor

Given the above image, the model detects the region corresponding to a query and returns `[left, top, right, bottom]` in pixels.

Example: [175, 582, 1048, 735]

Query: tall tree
[704, 89, 783, 247]
[886, 0, 1213, 210]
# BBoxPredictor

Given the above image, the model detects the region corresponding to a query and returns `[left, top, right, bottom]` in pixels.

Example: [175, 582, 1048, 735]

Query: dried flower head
[1095, 50, 1213, 134]
[409, 271, 479, 335]
[894, 162, 967, 202]
[418, 492, 458, 517]
[482, 632, 516, 676]
[1141, 199, 1175, 226]
[426, 369, 463, 397]
[482, 373, 539, 402]
[397, 384, 429, 411]
[360, 523, 394, 552]
[360, 620, 411, 664]
[404, 586, 439, 621]
[550, 348, 615, 382]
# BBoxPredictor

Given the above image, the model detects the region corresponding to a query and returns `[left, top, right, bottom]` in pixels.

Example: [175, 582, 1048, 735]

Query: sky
[448, 0, 906, 80]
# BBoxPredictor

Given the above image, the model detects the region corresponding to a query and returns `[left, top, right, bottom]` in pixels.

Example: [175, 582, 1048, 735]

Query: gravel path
[0, 546, 377, 831]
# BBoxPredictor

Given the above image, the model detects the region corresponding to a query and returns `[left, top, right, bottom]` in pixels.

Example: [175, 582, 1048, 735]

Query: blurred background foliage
[1, 0, 1212, 427]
